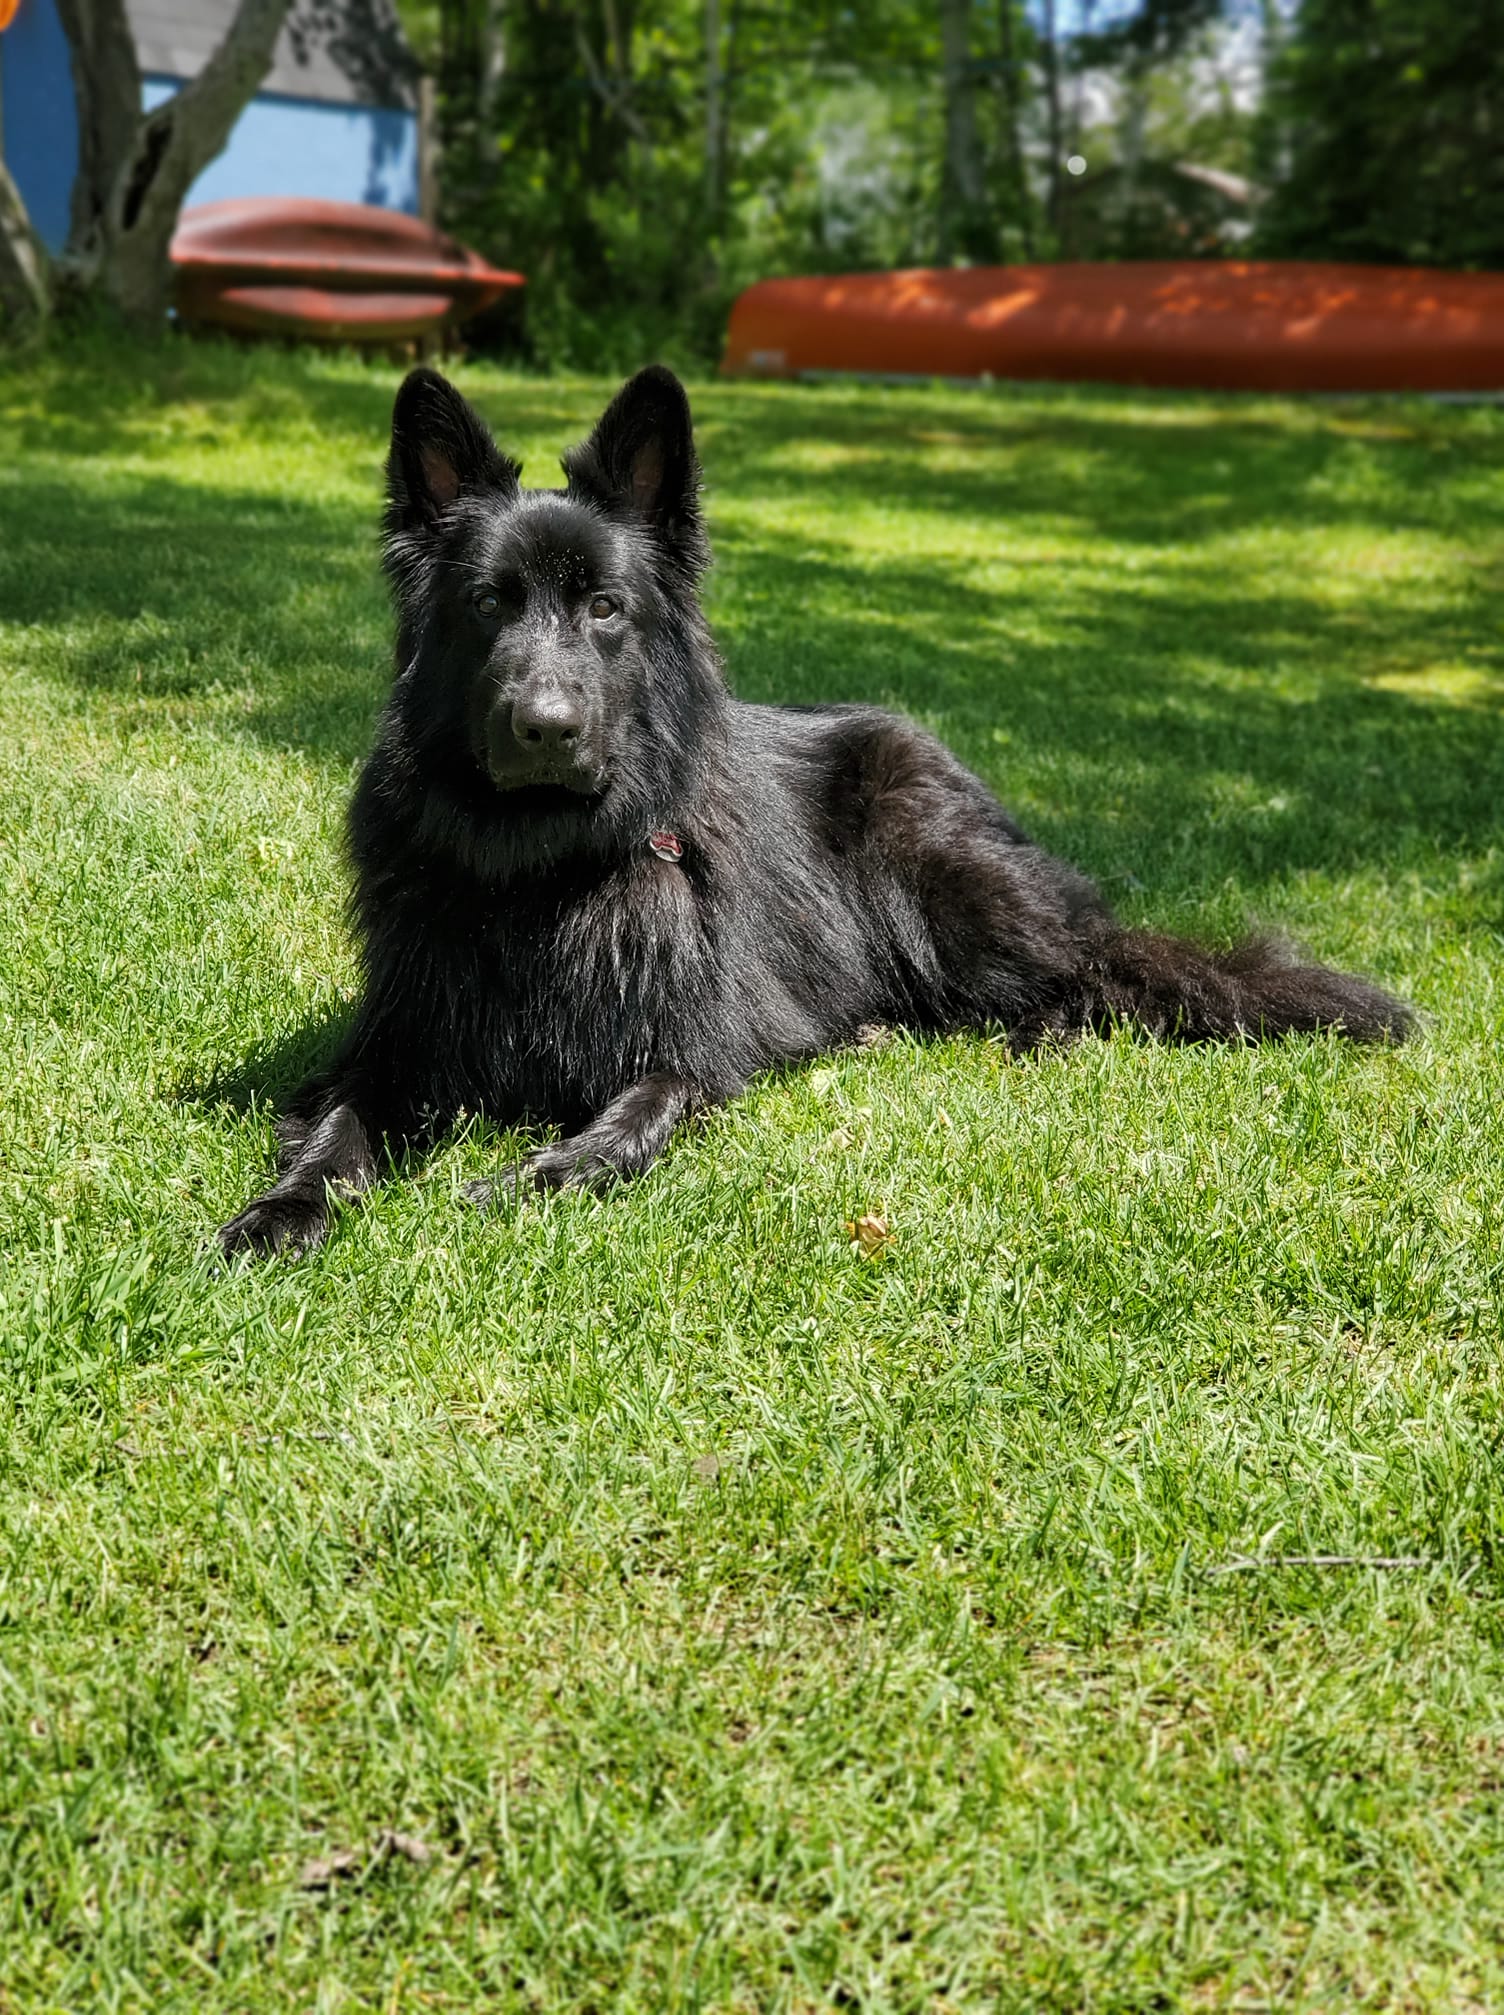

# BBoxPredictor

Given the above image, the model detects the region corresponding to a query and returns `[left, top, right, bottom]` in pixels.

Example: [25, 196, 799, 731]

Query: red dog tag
[649, 830, 683, 861]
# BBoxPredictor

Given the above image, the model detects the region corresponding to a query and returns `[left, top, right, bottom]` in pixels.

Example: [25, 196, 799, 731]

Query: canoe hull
[722, 263, 1504, 393]
[171, 199, 523, 344]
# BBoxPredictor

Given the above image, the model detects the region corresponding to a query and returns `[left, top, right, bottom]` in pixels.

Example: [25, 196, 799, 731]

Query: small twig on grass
[1203, 1553, 1435, 1576]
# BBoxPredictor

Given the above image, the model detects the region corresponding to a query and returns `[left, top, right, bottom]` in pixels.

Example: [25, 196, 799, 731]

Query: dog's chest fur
[364, 844, 716, 1126]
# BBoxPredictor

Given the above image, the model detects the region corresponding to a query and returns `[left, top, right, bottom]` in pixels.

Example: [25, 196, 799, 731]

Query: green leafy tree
[399, 0, 1262, 367]
[1058, 6, 1262, 259]
[418, 0, 958, 366]
[1255, 0, 1504, 268]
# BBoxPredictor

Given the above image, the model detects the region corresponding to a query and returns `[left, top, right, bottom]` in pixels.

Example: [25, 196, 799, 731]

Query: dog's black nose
[511, 692, 583, 752]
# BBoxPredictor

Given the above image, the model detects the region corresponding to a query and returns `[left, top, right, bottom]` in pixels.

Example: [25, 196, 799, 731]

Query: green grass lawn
[3, 333, 1504, 2012]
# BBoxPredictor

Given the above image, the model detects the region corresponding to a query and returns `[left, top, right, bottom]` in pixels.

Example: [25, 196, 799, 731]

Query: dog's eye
[588, 595, 617, 621]
[473, 589, 501, 619]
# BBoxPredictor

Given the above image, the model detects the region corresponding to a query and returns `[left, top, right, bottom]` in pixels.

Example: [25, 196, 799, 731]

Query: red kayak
[172, 198, 524, 343]
[723, 262, 1504, 393]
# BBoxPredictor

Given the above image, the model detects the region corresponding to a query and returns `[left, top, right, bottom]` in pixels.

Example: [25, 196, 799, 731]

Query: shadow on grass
[697, 391, 1504, 550]
[715, 519, 1504, 881]
[180, 1012, 350, 1118]
[4, 350, 1501, 910]
[0, 330, 600, 470]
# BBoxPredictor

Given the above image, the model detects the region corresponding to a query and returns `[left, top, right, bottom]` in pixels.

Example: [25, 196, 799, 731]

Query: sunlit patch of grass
[1366, 660, 1502, 706]
[1, 330, 1503, 2008]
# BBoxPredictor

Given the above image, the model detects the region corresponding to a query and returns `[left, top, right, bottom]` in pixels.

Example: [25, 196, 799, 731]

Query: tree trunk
[0, 159, 51, 328]
[1119, 65, 1148, 225]
[418, 76, 440, 227]
[939, 0, 992, 261]
[1040, 0, 1064, 246]
[55, 0, 294, 328]
[705, 0, 722, 220]
[481, 0, 507, 119]
[712, 0, 739, 243]
[996, 0, 1033, 258]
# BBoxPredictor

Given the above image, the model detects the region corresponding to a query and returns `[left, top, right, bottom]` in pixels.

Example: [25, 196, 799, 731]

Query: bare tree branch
[1203, 1554, 1435, 1575]
[156, 0, 298, 184]
[574, 20, 650, 145]
[939, 0, 995, 261]
[0, 159, 51, 327]
[50, 0, 295, 324]
[55, 0, 141, 256]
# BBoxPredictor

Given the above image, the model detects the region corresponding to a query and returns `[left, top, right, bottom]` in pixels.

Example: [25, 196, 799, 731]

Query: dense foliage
[402, 0, 1250, 367]
[8, 1, 1504, 359]
[400, 0, 1504, 368]
[1254, 0, 1504, 270]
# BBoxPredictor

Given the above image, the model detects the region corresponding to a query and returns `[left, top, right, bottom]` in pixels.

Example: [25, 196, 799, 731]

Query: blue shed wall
[1, 0, 418, 256]
[1, 0, 78, 252]
[142, 80, 418, 216]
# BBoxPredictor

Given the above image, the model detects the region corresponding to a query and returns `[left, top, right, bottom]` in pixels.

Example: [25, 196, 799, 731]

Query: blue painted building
[0, 0, 420, 256]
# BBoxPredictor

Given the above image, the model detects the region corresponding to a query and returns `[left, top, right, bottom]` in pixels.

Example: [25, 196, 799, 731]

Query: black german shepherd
[219, 366, 1407, 1256]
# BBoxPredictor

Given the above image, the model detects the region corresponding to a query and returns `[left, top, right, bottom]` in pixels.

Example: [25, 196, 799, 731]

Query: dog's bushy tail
[1084, 929, 1410, 1045]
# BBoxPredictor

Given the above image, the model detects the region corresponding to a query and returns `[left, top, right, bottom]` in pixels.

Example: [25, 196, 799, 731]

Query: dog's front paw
[525, 1140, 619, 1193]
[217, 1191, 328, 1259]
[464, 1143, 612, 1212]
[462, 1175, 503, 1211]
[463, 1160, 540, 1211]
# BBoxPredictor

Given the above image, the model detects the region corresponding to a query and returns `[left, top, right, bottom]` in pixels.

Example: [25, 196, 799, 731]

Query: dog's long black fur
[219, 366, 1408, 1255]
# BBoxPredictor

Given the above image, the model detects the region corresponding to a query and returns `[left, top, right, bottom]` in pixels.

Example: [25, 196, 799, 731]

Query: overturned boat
[722, 262, 1504, 394]
[172, 198, 523, 345]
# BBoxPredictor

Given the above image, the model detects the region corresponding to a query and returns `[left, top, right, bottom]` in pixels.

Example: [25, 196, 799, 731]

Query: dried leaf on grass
[298, 1831, 434, 1890]
[844, 1212, 892, 1258]
[298, 1848, 362, 1891]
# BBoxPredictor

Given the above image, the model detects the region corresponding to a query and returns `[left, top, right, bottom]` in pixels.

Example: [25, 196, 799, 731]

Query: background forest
[395, 0, 1504, 367]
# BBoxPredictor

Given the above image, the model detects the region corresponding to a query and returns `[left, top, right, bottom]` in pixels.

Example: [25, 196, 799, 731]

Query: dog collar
[648, 830, 683, 862]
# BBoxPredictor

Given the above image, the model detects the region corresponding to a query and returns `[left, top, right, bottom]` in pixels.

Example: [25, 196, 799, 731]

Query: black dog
[218, 366, 1407, 1255]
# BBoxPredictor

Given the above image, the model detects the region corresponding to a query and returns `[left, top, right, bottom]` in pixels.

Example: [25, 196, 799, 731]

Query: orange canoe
[722, 262, 1504, 393]
[172, 199, 524, 344]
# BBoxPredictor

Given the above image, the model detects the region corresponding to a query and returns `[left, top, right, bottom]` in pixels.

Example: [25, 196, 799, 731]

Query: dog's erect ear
[386, 369, 520, 536]
[562, 366, 709, 576]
